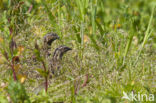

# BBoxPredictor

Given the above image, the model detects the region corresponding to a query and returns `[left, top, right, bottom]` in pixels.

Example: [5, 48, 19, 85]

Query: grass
[0, 0, 156, 103]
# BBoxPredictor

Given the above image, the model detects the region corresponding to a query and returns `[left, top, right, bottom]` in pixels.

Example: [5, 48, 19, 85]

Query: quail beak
[68, 47, 72, 50]
[65, 47, 72, 52]
[56, 35, 60, 39]
[53, 36, 59, 41]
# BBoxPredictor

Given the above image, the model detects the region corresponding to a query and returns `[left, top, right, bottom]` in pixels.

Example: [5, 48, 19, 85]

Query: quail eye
[47, 39, 55, 45]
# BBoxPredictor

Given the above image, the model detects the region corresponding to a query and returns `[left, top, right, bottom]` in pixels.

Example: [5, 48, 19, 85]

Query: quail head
[43, 32, 59, 56]
[44, 32, 59, 46]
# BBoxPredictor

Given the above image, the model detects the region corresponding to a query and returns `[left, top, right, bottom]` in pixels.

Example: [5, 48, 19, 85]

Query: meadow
[0, 0, 156, 103]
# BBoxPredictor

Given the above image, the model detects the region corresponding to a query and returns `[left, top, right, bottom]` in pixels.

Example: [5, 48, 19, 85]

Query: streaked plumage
[50, 45, 72, 75]
[43, 32, 59, 56]
[44, 32, 59, 46]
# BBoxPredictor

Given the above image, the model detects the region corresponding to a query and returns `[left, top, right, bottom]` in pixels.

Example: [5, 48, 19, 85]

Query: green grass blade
[134, 6, 155, 65]
[41, 0, 56, 25]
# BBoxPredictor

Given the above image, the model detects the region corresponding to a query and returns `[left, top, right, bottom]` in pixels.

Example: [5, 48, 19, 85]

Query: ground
[0, 0, 156, 103]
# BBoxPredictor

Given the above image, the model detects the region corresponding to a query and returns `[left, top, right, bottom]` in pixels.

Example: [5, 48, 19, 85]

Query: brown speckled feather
[49, 45, 72, 75]
[43, 32, 59, 57]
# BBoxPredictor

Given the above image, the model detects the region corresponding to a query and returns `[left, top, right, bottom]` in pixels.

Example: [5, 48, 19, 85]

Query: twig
[11, 61, 17, 81]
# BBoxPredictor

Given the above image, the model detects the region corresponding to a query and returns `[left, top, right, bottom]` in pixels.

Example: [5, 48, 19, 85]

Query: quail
[43, 32, 59, 57]
[50, 45, 72, 75]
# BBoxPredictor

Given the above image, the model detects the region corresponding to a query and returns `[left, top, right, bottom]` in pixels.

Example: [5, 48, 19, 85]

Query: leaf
[7, 80, 30, 103]
[88, 35, 100, 51]
[14, 64, 20, 73]
[0, 0, 3, 9]
[73, 26, 81, 43]
[17, 46, 24, 55]
[36, 68, 48, 77]
[17, 74, 27, 83]
[0, 37, 3, 42]
[84, 35, 89, 43]
[41, 0, 56, 25]
[0, 54, 7, 64]
[35, 0, 41, 3]
[113, 24, 121, 29]
[95, 19, 105, 36]
[33, 49, 42, 61]
[70, 82, 76, 103]
[2, 50, 8, 60]
[13, 48, 19, 56]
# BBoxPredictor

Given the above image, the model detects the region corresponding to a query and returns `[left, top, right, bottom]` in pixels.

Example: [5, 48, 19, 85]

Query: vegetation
[0, 0, 156, 102]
